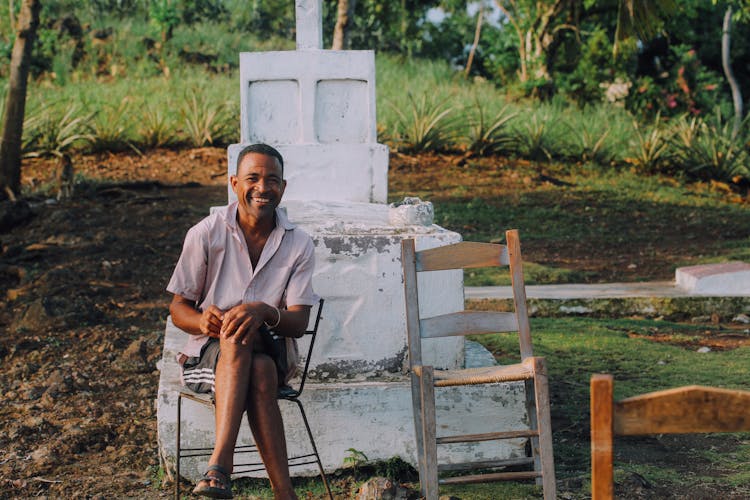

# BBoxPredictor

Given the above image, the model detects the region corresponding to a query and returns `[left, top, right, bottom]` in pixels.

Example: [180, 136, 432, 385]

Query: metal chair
[590, 374, 750, 500]
[401, 230, 556, 500]
[175, 299, 332, 499]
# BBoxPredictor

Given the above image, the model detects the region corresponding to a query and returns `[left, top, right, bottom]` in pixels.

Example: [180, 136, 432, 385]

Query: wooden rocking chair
[401, 230, 556, 500]
[590, 374, 750, 500]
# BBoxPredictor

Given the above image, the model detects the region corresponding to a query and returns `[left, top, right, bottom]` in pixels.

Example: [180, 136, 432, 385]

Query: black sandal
[192, 464, 233, 499]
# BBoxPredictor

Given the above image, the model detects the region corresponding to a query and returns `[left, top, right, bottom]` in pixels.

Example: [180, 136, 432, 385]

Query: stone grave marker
[157, 0, 528, 480]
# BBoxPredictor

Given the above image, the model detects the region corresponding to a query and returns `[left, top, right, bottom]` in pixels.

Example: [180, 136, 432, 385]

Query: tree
[464, 2, 484, 76]
[0, 0, 41, 201]
[614, 0, 677, 56]
[492, 0, 580, 85]
[714, 1, 750, 136]
[722, 6, 743, 136]
[332, 0, 356, 49]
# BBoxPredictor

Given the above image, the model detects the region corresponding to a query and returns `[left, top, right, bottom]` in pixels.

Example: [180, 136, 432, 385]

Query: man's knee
[250, 354, 278, 396]
[218, 337, 253, 362]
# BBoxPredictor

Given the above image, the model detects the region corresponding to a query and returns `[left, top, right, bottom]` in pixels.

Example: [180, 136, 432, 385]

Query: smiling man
[167, 143, 317, 499]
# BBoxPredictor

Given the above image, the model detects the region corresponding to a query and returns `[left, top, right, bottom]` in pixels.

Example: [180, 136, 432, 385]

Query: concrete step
[467, 281, 690, 300]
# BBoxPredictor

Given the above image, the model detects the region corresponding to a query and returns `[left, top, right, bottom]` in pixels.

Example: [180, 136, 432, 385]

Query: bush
[627, 45, 725, 118]
[389, 92, 459, 153]
[625, 114, 673, 174]
[23, 102, 95, 157]
[464, 100, 518, 157]
[671, 110, 750, 182]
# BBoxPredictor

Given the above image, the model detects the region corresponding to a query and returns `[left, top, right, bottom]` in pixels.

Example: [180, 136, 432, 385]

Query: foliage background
[0, 0, 749, 183]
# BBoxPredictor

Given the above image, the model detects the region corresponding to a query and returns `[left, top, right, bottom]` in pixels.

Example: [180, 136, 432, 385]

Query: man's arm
[170, 294, 224, 337]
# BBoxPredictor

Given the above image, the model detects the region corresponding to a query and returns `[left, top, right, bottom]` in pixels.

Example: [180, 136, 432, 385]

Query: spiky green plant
[23, 103, 96, 157]
[563, 106, 617, 164]
[90, 99, 139, 153]
[672, 110, 749, 182]
[390, 93, 458, 153]
[513, 111, 552, 161]
[626, 114, 672, 173]
[138, 107, 176, 149]
[179, 88, 234, 147]
[464, 100, 518, 157]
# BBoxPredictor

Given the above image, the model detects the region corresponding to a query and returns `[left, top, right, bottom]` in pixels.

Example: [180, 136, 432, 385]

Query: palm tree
[613, 0, 677, 57]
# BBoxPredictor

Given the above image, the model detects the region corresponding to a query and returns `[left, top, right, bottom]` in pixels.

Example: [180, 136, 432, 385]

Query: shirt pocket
[246, 264, 293, 305]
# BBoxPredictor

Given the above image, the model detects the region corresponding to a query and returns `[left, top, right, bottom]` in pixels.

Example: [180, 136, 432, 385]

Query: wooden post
[420, 366, 439, 500]
[0, 0, 40, 199]
[591, 374, 614, 500]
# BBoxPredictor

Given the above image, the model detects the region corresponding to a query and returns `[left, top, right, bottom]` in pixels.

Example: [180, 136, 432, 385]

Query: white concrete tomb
[156, 0, 529, 481]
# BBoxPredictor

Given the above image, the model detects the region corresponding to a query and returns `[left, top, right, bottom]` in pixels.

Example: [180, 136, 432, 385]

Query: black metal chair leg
[176, 393, 182, 500]
[293, 398, 333, 500]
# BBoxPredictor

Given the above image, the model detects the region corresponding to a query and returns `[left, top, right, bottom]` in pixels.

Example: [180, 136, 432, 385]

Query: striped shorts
[181, 338, 221, 393]
[180, 327, 291, 394]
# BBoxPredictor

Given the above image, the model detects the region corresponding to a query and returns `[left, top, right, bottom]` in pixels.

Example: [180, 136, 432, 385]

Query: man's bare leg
[247, 353, 298, 500]
[202, 338, 254, 488]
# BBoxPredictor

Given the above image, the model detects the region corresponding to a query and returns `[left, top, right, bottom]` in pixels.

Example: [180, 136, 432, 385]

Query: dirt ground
[0, 148, 748, 498]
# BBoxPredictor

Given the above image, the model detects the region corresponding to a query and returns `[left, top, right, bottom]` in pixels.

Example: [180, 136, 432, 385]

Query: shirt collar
[224, 202, 296, 232]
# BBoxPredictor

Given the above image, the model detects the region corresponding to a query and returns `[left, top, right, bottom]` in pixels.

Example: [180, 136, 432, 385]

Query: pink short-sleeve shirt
[167, 203, 317, 357]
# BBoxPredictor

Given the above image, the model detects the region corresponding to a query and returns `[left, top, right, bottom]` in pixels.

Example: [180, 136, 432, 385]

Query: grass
[389, 159, 750, 283]
[7, 43, 748, 183]
[474, 316, 750, 496]
[219, 316, 750, 499]
[1, 9, 748, 183]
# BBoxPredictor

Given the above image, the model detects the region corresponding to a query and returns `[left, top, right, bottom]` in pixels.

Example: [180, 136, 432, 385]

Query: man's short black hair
[236, 143, 284, 177]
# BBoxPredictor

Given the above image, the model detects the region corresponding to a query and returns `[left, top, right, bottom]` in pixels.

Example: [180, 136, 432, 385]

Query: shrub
[671, 110, 750, 182]
[179, 87, 233, 147]
[90, 99, 138, 153]
[23, 102, 95, 157]
[625, 114, 673, 174]
[627, 45, 725, 119]
[390, 93, 459, 153]
[464, 100, 518, 157]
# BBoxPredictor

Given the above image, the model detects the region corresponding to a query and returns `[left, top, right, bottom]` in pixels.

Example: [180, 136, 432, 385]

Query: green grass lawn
[415, 164, 750, 284]
[226, 317, 750, 499]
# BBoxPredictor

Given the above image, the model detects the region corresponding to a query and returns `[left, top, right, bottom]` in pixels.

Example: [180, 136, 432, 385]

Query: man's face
[231, 152, 286, 220]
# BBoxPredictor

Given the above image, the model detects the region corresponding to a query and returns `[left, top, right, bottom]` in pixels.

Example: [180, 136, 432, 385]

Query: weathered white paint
[157, 0, 533, 480]
[239, 51, 377, 145]
[204, 201, 465, 377]
[158, 318, 528, 481]
[389, 197, 435, 226]
[676, 262, 750, 296]
[235, 48, 386, 203]
[295, 0, 323, 50]
[227, 143, 388, 204]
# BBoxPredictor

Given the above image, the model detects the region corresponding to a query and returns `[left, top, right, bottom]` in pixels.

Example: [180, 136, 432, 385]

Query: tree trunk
[331, 0, 355, 50]
[464, 5, 484, 77]
[0, 0, 41, 200]
[722, 6, 743, 138]
[8, 0, 16, 32]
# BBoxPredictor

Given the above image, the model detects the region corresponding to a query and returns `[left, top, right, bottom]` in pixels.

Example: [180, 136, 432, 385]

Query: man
[167, 143, 317, 499]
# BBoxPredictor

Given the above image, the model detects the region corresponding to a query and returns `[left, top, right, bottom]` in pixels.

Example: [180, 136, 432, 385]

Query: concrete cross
[295, 0, 323, 50]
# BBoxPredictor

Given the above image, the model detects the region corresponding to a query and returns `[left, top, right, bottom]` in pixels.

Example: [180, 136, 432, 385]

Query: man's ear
[280, 179, 287, 197]
[229, 175, 238, 194]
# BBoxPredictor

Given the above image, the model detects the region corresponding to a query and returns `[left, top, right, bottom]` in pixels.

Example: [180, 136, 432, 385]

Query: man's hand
[200, 305, 224, 338]
[220, 302, 273, 345]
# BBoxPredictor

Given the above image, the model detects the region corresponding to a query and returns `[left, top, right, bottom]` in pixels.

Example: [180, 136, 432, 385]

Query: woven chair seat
[416, 362, 533, 387]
